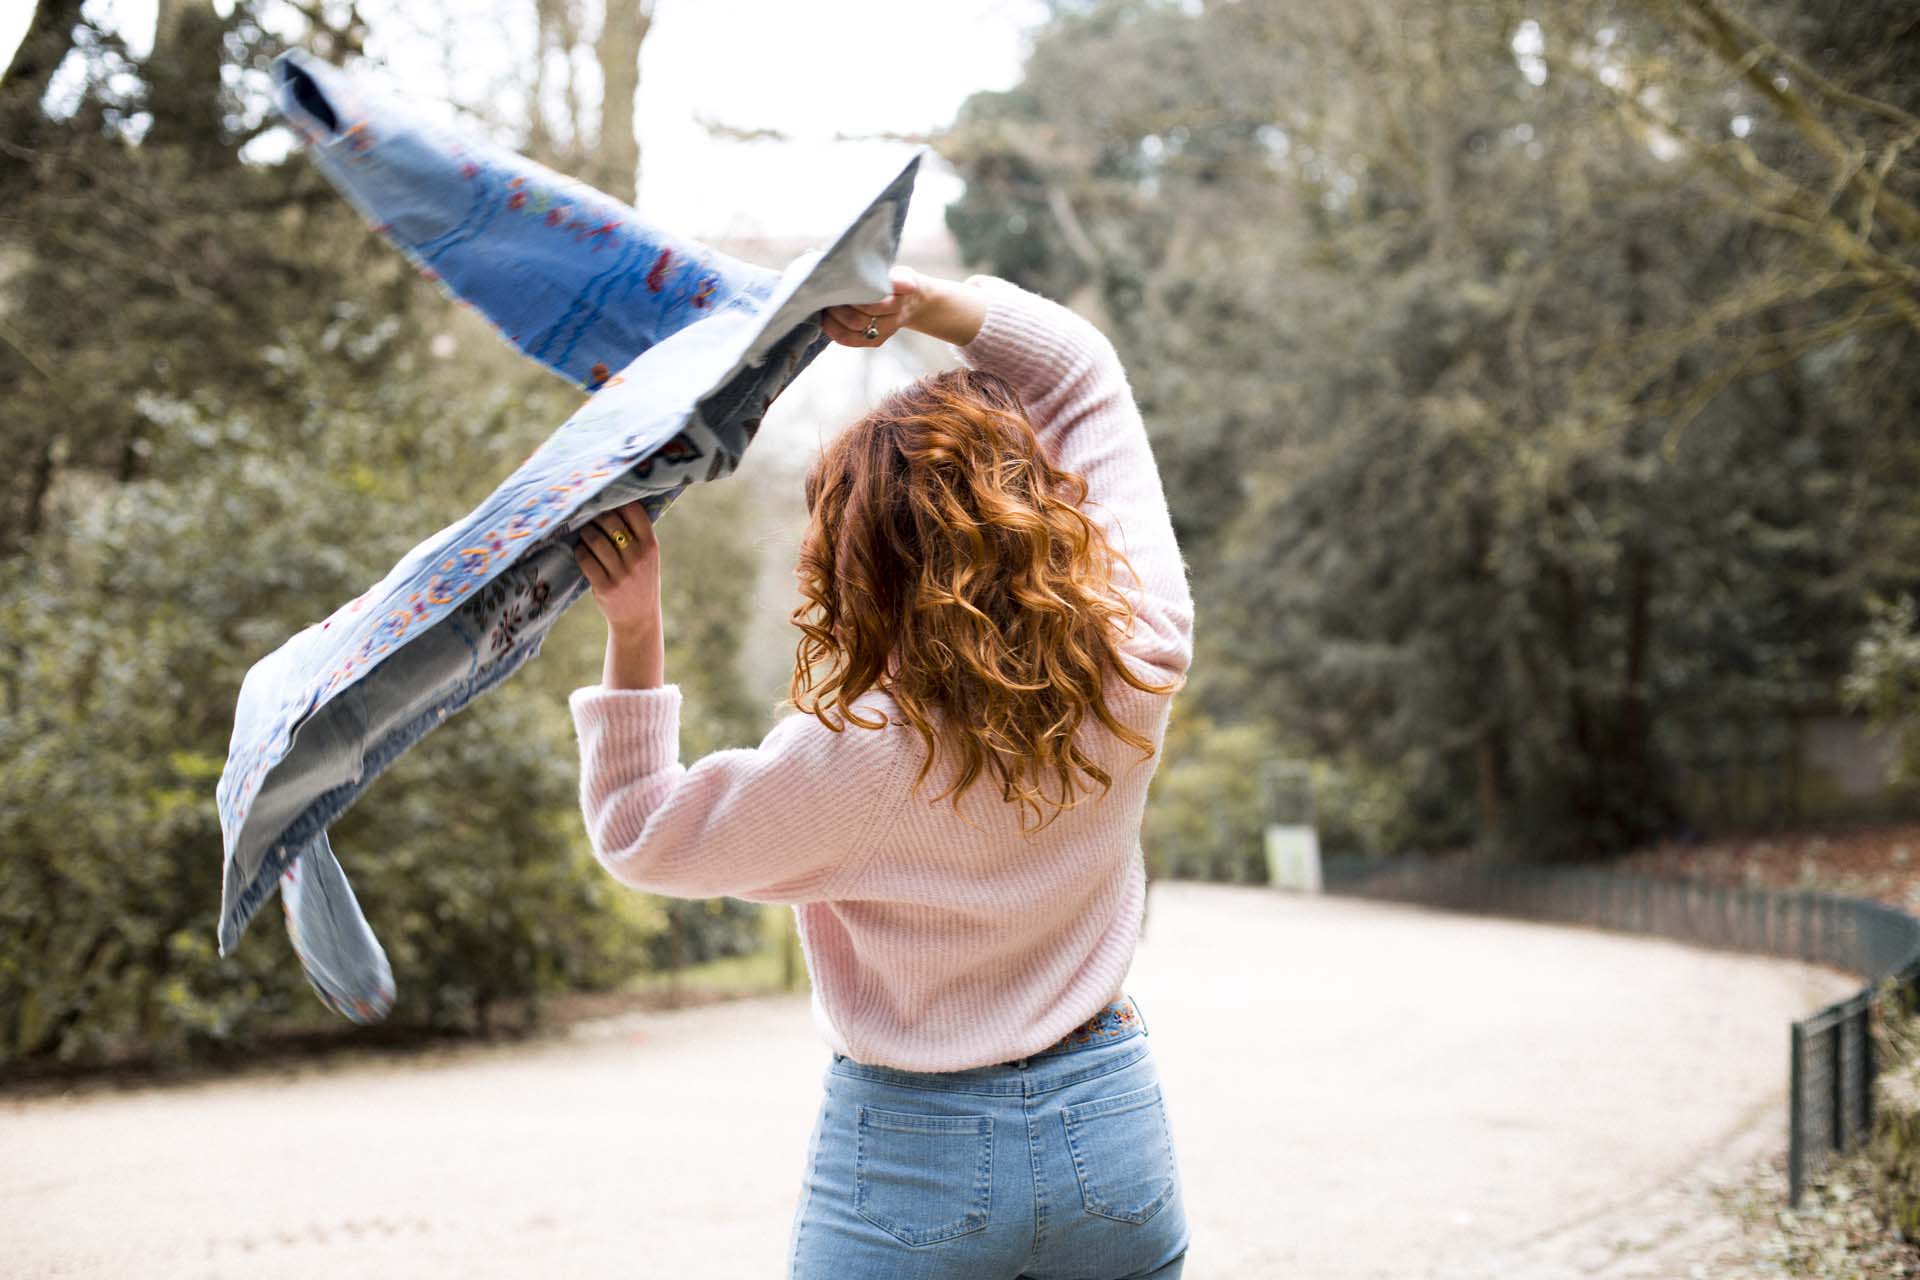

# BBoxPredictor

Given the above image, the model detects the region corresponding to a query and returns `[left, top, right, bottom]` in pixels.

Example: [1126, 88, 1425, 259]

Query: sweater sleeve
[954, 274, 1194, 677]
[567, 683, 895, 904]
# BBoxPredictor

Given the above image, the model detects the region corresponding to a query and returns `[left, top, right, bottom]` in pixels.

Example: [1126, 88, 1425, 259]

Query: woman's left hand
[575, 499, 662, 636]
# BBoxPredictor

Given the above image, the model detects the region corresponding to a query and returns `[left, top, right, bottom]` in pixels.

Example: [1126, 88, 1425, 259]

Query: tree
[0, 0, 766, 1067]
[522, 0, 655, 202]
[938, 0, 1920, 859]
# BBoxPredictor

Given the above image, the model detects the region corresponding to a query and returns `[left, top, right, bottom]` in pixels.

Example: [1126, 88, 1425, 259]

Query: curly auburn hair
[789, 366, 1183, 834]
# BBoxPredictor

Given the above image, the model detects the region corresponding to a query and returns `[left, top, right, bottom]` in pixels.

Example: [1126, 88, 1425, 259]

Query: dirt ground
[1616, 820, 1920, 913]
[0, 881, 1861, 1278]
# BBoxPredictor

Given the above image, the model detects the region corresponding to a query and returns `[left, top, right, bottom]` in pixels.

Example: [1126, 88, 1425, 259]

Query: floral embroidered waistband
[1035, 995, 1144, 1057]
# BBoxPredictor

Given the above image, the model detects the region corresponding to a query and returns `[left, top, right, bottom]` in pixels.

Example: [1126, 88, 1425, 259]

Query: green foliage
[1143, 711, 1276, 882]
[942, 0, 1920, 860]
[1145, 701, 1451, 878]
[656, 478, 774, 756]
[1310, 755, 1452, 860]
[0, 355, 648, 1064]
[0, 2, 777, 1068]
[1844, 596, 1920, 788]
[1868, 982, 1920, 1240]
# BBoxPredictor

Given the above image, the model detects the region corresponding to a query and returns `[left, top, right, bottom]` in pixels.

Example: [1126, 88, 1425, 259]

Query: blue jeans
[789, 996, 1190, 1279]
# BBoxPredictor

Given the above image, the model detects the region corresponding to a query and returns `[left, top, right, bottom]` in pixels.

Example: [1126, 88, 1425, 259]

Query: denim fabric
[215, 50, 921, 1024]
[789, 996, 1191, 1280]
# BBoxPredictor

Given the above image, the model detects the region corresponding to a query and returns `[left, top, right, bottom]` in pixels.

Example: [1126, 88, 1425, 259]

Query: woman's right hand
[822, 264, 930, 348]
[821, 267, 986, 349]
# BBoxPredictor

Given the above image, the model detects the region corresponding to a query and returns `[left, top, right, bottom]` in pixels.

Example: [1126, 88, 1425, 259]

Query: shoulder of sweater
[763, 690, 913, 766]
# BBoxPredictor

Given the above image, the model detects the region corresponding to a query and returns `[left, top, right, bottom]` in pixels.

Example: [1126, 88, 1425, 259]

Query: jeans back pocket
[854, 1106, 993, 1246]
[1060, 1081, 1178, 1224]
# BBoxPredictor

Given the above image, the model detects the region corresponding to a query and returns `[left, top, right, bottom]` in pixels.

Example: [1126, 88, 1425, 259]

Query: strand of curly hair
[789, 367, 1183, 835]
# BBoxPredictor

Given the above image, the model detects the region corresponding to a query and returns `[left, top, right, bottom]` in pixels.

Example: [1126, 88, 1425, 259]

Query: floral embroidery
[499, 176, 619, 251]
[217, 427, 716, 845]
[646, 249, 673, 292]
[1052, 999, 1140, 1051]
[484, 574, 552, 657]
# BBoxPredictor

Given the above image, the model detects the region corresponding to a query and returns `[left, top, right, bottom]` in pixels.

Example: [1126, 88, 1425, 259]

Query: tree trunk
[526, 0, 555, 161]
[589, 1, 651, 204]
[1618, 542, 1654, 783]
[0, 0, 85, 190]
[1475, 731, 1506, 847]
[146, 0, 228, 157]
[1612, 232, 1670, 844]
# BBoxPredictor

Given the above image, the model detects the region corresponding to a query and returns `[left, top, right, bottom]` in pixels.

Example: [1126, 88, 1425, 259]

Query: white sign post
[1262, 762, 1322, 893]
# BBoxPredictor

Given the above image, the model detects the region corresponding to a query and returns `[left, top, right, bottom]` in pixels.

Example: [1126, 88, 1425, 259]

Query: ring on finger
[609, 527, 630, 549]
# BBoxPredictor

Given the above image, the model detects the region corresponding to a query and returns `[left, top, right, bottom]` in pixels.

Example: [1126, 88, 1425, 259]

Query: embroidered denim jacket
[216, 50, 920, 1023]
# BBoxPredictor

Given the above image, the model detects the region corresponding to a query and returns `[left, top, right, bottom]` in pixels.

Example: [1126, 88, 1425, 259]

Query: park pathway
[0, 881, 1857, 1277]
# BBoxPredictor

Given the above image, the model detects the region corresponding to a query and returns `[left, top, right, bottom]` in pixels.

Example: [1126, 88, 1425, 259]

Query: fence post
[1865, 989, 1882, 1159]
[1841, 1004, 1873, 1153]
[1789, 1020, 1806, 1207]
[1832, 1012, 1848, 1155]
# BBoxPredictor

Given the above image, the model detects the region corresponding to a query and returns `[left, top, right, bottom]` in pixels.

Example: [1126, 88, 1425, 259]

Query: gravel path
[0, 881, 1858, 1278]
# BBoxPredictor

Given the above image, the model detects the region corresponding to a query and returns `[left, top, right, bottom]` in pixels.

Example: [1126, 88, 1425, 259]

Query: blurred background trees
[3, 0, 1918, 1067]
[944, 0, 1920, 863]
[0, 0, 765, 1067]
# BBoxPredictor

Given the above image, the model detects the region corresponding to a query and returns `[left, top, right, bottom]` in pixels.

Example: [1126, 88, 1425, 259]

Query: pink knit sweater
[567, 274, 1194, 1072]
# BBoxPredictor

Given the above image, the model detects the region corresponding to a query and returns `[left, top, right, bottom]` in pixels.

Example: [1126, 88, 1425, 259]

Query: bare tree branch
[1658, 0, 1920, 242]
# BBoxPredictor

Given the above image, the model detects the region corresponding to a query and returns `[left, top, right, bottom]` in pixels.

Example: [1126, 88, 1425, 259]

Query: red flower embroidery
[646, 249, 673, 293]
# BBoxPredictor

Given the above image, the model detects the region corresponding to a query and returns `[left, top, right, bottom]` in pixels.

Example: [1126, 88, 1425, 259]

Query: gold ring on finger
[610, 529, 630, 549]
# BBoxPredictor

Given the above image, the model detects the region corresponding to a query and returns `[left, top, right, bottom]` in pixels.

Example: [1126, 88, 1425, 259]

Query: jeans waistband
[830, 994, 1149, 1085]
[1020, 994, 1147, 1064]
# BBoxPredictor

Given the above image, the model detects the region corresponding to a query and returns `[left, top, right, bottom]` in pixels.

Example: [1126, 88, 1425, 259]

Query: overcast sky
[2, 0, 1048, 240]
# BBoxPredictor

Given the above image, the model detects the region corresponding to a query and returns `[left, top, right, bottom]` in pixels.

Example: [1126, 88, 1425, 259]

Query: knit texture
[568, 273, 1195, 1071]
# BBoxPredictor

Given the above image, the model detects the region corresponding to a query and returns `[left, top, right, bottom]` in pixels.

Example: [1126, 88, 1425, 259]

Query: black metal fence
[1315, 856, 1920, 1205]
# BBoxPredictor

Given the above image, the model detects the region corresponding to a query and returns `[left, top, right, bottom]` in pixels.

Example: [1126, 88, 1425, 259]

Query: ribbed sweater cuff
[567, 682, 684, 771]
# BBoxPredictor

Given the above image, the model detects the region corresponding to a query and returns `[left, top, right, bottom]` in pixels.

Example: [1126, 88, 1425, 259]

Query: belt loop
[1130, 995, 1148, 1035]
